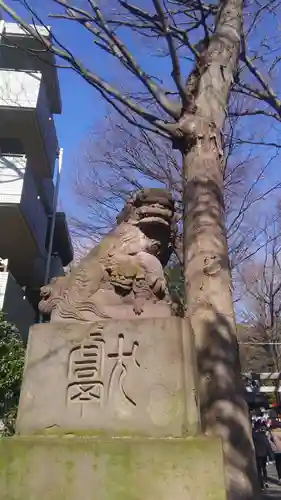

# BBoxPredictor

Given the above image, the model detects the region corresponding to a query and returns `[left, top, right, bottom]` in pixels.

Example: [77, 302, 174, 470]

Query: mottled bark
[177, 1, 260, 499]
[180, 120, 259, 500]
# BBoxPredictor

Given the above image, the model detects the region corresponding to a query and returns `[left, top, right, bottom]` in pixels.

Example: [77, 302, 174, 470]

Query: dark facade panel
[46, 212, 73, 266]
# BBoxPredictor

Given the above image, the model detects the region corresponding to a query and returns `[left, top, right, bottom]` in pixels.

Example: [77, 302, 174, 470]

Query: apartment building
[0, 21, 73, 341]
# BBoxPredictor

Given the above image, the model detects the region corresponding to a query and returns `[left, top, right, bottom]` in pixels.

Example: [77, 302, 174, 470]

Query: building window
[0, 138, 25, 155]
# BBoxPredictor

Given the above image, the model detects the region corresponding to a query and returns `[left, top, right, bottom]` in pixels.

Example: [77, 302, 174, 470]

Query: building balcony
[1, 22, 61, 114]
[0, 154, 48, 286]
[46, 212, 74, 267]
[0, 69, 58, 177]
[38, 177, 55, 215]
[0, 271, 35, 343]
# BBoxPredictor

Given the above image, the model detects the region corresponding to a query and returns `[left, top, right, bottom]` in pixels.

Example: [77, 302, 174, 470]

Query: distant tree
[0, 313, 25, 436]
[71, 112, 281, 272]
[165, 260, 184, 316]
[238, 324, 279, 374]
[239, 218, 281, 373]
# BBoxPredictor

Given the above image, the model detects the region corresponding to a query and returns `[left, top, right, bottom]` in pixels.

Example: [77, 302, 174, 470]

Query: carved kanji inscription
[107, 333, 140, 406]
[67, 326, 140, 416]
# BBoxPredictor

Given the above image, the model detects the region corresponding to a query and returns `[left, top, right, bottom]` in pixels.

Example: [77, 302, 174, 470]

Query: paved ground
[262, 463, 281, 499]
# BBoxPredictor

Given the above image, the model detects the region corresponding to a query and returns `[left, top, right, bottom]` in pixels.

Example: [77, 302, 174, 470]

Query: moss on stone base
[0, 436, 226, 500]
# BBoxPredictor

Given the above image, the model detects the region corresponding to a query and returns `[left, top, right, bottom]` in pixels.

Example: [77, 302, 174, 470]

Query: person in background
[253, 421, 272, 490]
[269, 429, 281, 483]
[265, 428, 275, 465]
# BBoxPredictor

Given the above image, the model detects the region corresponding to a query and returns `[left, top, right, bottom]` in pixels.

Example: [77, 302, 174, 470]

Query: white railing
[0, 154, 26, 204]
[244, 372, 281, 393]
[0, 69, 58, 175]
[0, 69, 41, 108]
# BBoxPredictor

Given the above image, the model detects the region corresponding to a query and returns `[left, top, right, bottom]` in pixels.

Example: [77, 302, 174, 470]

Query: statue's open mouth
[136, 205, 173, 226]
[138, 216, 170, 226]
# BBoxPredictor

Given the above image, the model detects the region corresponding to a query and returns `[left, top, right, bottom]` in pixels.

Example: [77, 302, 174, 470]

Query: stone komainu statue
[39, 188, 177, 322]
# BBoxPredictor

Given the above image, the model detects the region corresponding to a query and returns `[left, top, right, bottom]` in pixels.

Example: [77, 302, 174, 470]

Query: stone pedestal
[0, 317, 226, 499]
[0, 436, 226, 500]
[16, 318, 199, 437]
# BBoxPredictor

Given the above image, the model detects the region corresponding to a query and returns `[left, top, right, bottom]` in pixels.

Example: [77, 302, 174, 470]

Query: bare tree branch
[151, 0, 187, 104]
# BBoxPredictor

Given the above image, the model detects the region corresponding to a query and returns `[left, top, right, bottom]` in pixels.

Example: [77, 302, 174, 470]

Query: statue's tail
[54, 288, 111, 321]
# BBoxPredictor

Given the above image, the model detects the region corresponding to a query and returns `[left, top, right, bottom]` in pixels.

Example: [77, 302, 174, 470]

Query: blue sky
[4, 1, 186, 216]
[3, 0, 281, 244]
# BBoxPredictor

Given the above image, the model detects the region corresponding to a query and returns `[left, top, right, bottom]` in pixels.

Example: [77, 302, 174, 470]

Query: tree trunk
[174, 0, 261, 498]
[180, 117, 260, 499]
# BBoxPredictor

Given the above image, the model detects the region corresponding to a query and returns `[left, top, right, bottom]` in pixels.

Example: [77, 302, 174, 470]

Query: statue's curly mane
[39, 188, 176, 322]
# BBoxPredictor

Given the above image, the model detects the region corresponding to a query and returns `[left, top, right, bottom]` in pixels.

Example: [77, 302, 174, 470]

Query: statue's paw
[133, 299, 144, 315]
[152, 278, 166, 295]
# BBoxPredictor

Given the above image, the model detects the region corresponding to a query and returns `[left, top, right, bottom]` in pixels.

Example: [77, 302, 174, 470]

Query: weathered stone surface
[39, 188, 177, 322]
[0, 436, 226, 500]
[16, 318, 199, 437]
